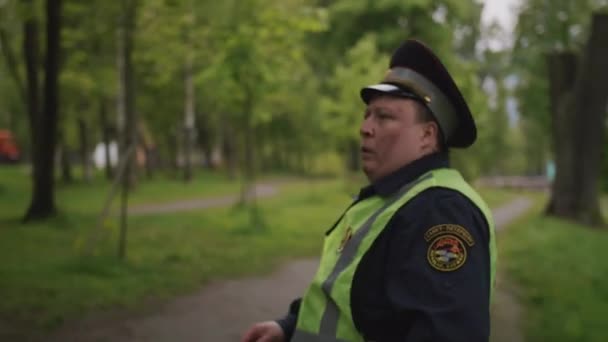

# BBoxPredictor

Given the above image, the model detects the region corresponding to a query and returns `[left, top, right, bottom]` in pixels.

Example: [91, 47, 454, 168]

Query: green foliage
[320, 35, 388, 148]
[57, 0, 119, 146]
[501, 196, 608, 342]
[131, 0, 330, 167]
[0, 0, 523, 177]
[449, 60, 489, 179]
[0, 0, 28, 148]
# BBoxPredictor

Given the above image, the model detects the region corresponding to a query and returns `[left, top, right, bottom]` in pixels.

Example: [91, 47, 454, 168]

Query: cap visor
[360, 83, 422, 104]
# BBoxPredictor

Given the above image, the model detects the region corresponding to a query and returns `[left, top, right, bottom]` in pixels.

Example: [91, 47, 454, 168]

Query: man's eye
[378, 113, 392, 120]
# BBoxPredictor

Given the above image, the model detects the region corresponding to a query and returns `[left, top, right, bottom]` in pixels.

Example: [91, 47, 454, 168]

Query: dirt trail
[490, 198, 530, 342]
[49, 197, 532, 342]
[129, 184, 279, 216]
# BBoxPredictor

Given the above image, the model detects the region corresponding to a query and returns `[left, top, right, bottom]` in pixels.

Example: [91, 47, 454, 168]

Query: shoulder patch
[425, 225, 474, 272]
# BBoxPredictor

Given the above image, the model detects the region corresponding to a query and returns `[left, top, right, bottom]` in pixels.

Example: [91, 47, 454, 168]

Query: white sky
[480, 0, 522, 126]
[480, 0, 521, 50]
[481, 0, 520, 31]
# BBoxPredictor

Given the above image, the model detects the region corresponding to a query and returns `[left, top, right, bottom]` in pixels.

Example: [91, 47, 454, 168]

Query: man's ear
[424, 121, 439, 139]
[422, 121, 440, 149]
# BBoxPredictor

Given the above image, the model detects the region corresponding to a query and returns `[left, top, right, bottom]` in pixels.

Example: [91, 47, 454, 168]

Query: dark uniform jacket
[277, 152, 491, 342]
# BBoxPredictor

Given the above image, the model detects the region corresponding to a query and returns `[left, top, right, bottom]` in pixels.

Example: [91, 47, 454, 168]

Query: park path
[129, 183, 280, 215]
[490, 198, 530, 342]
[49, 197, 532, 342]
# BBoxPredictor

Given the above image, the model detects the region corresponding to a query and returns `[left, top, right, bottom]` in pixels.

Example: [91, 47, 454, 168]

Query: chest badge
[337, 226, 353, 253]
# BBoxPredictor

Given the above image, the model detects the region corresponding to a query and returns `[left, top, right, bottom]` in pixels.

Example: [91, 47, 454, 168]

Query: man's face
[360, 96, 436, 182]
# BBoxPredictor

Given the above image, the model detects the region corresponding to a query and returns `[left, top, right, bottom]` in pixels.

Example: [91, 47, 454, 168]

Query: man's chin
[361, 164, 375, 181]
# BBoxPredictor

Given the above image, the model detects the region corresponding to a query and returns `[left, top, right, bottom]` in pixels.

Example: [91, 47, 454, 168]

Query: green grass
[477, 187, 524, 209]
[0, 165, 270, 218]
[500, 194, 608, 342]
[0, 165, 522, 333]
[0, 173, 353, 331]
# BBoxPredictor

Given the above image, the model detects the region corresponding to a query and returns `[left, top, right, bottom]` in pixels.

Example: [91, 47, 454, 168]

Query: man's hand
[241, 321, 286, 342]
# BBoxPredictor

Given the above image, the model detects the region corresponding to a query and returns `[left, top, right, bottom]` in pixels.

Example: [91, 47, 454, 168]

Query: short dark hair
[414, 102, 447, 152]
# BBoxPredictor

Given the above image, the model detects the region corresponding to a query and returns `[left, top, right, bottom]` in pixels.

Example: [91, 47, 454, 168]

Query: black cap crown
[361, 39, 476, 148]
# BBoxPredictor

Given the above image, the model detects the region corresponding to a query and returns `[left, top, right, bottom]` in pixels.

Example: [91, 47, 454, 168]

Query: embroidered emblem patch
[337, 226, 353, 253]
[425, 225, 475, 272]
[427, 235, 467, 271]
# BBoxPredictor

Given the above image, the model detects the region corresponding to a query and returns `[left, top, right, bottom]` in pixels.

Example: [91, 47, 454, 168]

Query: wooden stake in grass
[83, 144, 134, 256]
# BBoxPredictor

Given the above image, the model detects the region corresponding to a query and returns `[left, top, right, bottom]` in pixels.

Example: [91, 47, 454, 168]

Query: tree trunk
[118, 0, 137, 260]
[570, 13, 608, 226]
[239, 104, 254, 205]
[58, 132, 73, 184]
[546, 13, 608, 227]
[602, 146, 608, 193]
[169, 130, 179, 177]
[221, 119, 237, 179]
[241, 91, 256, 207]
[144, 145, 155, 178]
[196, 111, 214, 169]
[116, 24, 126, 161]
[279, 136, 288, 171]
[239, 89, 261, 229]
[116, 1, 137, 189]
[23, 0, 40, 167]
[183, 53, 195, 182]
[78, 118, 92, 182]
[546, 53, 578, 215]
[99, 98, 114, 179]
[24, 0, 62, 222]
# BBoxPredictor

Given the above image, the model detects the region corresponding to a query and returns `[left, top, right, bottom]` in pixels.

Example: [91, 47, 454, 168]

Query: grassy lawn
[0, 165, 258, 219]
[500, 194, 608, 342]
[0, 172, 353, 331]
[0, 165, 521, 333]
[478, 187, 524, 209]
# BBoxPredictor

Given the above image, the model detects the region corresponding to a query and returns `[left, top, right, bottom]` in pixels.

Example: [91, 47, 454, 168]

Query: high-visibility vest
[292, 168, 496, 342]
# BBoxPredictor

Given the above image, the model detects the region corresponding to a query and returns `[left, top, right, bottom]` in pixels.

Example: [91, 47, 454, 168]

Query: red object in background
[0, 130, 20, 163]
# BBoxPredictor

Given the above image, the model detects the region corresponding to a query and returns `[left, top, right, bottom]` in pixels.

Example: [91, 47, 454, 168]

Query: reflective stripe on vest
[292, 168, 496, 342]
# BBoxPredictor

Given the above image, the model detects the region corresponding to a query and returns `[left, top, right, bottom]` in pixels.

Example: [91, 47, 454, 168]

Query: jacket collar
[358, 152, 449, 199]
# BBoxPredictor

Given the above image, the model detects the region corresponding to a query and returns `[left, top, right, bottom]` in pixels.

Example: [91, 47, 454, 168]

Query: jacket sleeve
[383, 190, 491, 342]
[276, 298, 301, 341]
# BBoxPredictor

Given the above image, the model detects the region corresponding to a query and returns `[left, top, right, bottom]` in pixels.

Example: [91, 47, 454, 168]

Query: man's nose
[360, 117, 374, 137]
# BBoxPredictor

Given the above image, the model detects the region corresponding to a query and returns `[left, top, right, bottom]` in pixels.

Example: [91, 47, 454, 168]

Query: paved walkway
[49, 197, 532, 342]
[490, 198, 530, 342]
[129, 184, 279, 216]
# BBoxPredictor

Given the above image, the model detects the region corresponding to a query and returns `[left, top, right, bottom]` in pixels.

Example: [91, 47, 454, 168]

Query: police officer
[242, 39, 496, 342]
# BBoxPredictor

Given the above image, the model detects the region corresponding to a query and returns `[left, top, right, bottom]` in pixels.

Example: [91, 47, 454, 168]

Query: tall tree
[118, 0, 137, 259]
[512, 0, 608, 225]
[546, 13, 608, 226]
[512, 0, 608, 175]
[182, 2, 195, 182]
[23, 0, 62, 222]
[60, 0, 119, 182]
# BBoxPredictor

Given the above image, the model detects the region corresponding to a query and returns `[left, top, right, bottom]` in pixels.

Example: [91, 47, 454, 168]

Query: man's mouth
[360, 146, 374, 154]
